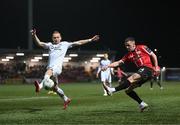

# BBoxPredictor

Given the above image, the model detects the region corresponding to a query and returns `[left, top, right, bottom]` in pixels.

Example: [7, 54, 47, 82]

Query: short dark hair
[52, 30, 60, 34]
[52, 30, 61, 36]
[125, 37, 135, 43]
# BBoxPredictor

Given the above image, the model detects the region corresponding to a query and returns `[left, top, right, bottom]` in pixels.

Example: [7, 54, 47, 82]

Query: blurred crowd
[0, 63, 96, 84]
[0, 63, 25, 83]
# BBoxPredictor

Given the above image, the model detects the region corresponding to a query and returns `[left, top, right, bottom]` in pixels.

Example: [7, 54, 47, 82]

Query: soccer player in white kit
[96, 53, 114, 96]
[31, 29, 99, 109]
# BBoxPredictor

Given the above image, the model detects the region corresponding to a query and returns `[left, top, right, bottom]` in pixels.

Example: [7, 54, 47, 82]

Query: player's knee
[46, 69, 53, 76]
[127, 77, 134, 83]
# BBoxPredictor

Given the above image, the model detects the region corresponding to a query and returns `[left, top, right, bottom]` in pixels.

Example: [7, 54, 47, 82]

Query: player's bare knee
[127, 77, 134, 83]
[46, 69, 53, 76]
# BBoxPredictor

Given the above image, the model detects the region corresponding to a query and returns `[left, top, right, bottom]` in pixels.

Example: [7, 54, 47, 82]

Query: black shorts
[136, 66, 153, 86]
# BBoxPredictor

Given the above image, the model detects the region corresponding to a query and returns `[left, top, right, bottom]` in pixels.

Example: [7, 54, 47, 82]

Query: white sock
[109, 87, 116, 93]
[140, 101, 148, 106]
[56, 87, 68, 101]
[103, 89, 107, 94]
[40, 75, 51, 89]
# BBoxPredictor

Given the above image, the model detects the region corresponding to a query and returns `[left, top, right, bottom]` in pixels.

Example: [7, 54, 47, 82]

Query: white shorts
[101, 72, 112, 83]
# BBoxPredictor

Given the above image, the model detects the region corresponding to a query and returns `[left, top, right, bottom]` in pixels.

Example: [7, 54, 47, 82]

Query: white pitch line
[0, 96, 49, 102]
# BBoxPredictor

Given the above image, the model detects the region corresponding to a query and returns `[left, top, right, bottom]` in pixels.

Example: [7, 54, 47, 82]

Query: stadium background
[0, 0, 180, 67]
[0, 0, 180, 124]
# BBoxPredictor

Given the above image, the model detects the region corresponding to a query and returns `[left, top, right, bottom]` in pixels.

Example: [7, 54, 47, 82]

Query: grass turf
[0, 82, 180, 124]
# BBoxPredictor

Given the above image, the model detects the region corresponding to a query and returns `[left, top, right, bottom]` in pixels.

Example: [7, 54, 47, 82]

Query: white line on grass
[0, 96, 49, 102]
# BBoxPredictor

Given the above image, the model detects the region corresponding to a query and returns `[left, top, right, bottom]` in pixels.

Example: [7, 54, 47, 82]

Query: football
[43, 79, 54, 90]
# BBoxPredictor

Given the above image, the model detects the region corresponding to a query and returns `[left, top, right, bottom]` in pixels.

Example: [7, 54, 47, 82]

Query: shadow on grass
[88, 110, 136, 116]
[22, 108, 43, 113]
[0, 107, 43, 114]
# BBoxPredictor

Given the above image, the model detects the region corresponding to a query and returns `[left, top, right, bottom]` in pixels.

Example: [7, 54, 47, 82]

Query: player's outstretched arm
[102, 60, 124, 71]
[30, 29, 47, 48]
[72, 35, 100, 46]
[108, 60, 124, 68]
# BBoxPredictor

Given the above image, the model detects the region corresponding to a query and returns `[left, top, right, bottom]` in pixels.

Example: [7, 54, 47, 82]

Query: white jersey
[98, 59, 112, 74]
[97, 59, 113, 83]
[44, 41, 73, 75]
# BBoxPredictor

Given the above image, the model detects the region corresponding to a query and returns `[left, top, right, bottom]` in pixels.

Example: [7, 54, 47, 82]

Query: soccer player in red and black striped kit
[102, 37, 160, 112]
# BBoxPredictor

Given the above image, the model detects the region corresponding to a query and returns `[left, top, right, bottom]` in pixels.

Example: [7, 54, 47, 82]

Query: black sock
[157, 82, 162, 87]
[150, 81, 153, 88]
[126, 90, 142, 104]
[115, 79, 130, 92]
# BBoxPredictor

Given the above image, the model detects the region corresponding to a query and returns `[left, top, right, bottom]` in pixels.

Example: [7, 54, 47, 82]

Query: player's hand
[30, 29, 36, 36]
[90, 35, 100, 42]
[153, 66, 160, 76]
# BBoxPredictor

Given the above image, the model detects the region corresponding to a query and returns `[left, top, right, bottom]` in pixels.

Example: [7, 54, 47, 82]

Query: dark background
[0, 0, 179, 67]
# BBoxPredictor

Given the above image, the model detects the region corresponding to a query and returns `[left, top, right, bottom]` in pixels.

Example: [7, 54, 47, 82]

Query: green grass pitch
[0, 81, 180, 124]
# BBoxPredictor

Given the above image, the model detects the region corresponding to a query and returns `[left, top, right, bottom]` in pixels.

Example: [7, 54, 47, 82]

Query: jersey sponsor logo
[50, 45, 62, 50]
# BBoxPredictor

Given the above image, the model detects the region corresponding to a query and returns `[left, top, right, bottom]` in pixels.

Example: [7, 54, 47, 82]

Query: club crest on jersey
[139, 68, 144, 72]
